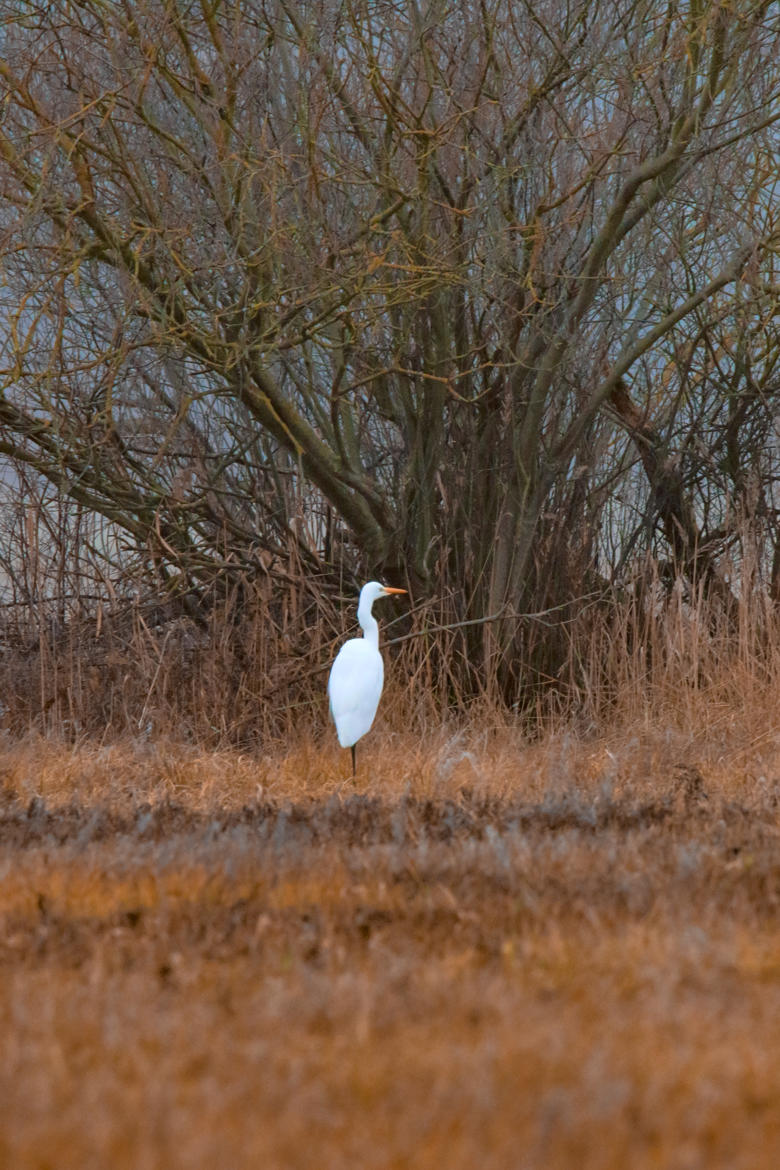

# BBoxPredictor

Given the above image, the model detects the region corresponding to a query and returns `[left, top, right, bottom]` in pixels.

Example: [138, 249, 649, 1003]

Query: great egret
[328, 581, 407, 776]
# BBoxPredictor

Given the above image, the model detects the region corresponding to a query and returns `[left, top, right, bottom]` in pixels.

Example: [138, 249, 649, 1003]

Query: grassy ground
[2, 725, 780, 1168]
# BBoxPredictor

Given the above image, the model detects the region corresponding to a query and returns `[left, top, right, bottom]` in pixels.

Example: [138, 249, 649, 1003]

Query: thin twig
[385, 593, 606, 645]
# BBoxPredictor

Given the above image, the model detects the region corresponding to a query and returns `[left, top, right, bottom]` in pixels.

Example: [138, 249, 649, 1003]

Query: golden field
[2, 717, 780, 1169]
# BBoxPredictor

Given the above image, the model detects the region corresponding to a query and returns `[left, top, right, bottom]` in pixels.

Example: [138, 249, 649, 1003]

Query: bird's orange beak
[382, 587, 407, 595]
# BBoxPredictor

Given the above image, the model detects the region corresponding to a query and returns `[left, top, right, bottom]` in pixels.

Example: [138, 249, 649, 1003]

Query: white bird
[328, 581, 407, 776]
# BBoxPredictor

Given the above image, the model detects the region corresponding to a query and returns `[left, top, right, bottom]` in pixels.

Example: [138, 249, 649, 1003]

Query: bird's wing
[327, 639, 384, 747]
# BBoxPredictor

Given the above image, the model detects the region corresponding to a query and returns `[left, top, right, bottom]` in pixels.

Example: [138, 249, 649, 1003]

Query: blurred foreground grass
[2, 730, 780, 1168]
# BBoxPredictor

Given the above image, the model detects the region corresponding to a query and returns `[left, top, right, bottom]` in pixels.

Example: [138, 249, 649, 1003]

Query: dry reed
[2, 548, 780, 1166]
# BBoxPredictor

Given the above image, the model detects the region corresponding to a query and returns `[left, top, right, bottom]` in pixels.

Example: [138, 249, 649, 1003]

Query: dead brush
[0, 546, 779, 771]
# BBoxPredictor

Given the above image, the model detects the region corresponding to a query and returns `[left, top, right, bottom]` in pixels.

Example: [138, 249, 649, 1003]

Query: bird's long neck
[357, 597, 379, 650]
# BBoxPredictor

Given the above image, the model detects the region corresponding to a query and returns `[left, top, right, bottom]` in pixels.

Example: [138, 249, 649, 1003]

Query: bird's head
[359, 581, 407, 609]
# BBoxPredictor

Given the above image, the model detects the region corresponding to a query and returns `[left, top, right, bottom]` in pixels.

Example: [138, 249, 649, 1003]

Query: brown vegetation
[2, 702, 780, 1168]
[0, 522, 779, 1166]
[1, 2, 780, 1163]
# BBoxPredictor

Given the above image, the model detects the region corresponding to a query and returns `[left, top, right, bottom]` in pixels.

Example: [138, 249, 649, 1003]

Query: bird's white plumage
[327, 581, 406, 765]
[328, 637, 384, 747]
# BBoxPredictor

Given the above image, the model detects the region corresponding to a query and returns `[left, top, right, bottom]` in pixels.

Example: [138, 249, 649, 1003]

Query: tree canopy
[1, 0, 779, 699]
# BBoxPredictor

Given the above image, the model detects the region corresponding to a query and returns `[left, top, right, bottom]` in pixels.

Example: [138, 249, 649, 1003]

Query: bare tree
[0, 0, 778, 698]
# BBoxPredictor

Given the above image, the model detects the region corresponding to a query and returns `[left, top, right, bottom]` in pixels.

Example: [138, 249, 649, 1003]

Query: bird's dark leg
[351, 744, 356, 778]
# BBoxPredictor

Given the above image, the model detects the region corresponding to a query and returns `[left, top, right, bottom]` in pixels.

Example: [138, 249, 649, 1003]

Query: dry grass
[3, 554, 778, 747]
[2, 565, 780, 1166]
[3, 715, 780, 1169]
